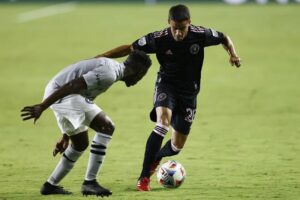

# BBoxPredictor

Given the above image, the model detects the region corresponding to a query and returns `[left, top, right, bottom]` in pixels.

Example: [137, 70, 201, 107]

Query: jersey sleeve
[82, 67, 115, 90]
[132, 33, 156, 53]
[203, 28, 225, 47]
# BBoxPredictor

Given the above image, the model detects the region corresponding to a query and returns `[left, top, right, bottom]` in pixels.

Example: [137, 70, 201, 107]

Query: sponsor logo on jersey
[211, 29, 219, 37]
[138, 37, 147, 46]
[189, 44, 200, 55]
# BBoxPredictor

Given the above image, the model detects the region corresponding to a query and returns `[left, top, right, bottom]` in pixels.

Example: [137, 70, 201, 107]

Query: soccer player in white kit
[21, 50, 151, 197]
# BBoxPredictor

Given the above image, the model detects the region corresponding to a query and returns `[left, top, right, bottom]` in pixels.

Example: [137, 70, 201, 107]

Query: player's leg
[81, 111, 114, 196]
[148, 127, 188, 178]
[41, 130, 89, 195]
[137, 84, 175, 191]
[41, 95, 90, 195]
[154, 128, 188, 162]
[46, 131, 89, 185]
[137, 106, 171, 191]
[151, 96, 196, 175]
[140, 106, 171, 177]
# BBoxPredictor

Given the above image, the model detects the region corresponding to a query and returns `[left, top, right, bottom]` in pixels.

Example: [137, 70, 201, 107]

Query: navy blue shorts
[150, 83, 197, 135]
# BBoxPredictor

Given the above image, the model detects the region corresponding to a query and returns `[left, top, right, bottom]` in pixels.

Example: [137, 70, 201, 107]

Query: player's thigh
[70, 131, 89, 151]
[171, 95, 197, 136]
[152, 84, 176, 125]
[155, 107, 172, 126]
[89, 111, 115, 135]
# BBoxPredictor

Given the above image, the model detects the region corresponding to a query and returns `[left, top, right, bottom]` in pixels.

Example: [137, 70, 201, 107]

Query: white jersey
[44, 57, 125, 101]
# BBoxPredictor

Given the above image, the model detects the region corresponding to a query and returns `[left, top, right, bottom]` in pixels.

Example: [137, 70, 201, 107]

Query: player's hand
[230, 55, 241, 68]
[53, 134, 69, 157]
[21, 104, 44, 123]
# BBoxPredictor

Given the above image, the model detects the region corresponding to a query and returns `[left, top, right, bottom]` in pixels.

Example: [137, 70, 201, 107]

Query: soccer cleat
[136, 177, 151, 191]
[81, 180, 112, 197]
[40, 182, 72, 195]
[149, 159, 161, 177]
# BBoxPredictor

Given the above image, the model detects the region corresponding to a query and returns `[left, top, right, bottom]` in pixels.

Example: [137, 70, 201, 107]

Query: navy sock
[155, 139, 180, 161]
[140, 123, 169, 178]
[140, 131, 164, 178]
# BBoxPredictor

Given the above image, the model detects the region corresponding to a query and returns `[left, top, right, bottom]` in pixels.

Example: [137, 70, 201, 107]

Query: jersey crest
[189, 44, 200, 55]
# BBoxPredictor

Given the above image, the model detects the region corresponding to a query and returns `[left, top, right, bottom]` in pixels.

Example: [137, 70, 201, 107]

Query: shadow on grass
[124, 187, 167, 192]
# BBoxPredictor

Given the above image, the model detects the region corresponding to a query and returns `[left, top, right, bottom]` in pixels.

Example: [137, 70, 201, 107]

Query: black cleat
[81, 180, 112, 197]
[40, 181, 72, 195]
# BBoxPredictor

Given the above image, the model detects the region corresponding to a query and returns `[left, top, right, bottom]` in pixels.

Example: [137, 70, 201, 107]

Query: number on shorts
[185, 108, 196, 123]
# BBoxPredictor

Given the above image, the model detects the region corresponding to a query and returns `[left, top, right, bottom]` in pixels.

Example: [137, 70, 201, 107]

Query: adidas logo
[165, 50, 173, 55]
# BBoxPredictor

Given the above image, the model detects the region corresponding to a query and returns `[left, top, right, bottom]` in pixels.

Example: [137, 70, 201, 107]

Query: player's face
[169, 19, 190, 41]
[124, 70, 147, 87]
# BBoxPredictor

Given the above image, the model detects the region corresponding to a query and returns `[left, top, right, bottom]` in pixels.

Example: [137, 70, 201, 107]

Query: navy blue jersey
[132, 25, 225, 94]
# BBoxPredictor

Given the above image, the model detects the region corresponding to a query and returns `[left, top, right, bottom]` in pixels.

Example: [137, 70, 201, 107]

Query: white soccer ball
[157, 160, 186, 188]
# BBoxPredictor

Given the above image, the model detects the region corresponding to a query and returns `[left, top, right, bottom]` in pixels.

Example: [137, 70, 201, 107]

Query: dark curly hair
[124, 50, 152, 72]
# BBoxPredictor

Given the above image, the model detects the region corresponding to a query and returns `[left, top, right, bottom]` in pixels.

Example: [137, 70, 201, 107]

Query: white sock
[47, 145, 83, 185]
[84, 132, 112, 181]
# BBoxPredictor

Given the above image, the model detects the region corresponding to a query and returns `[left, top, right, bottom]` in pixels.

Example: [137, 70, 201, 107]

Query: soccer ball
[157, 160, 186, 188]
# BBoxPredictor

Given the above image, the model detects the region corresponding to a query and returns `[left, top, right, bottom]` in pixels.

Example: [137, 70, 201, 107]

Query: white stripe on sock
[47, 145, 83, 185]
[85, 132, 111, 181]
[171, 142, 181, 152]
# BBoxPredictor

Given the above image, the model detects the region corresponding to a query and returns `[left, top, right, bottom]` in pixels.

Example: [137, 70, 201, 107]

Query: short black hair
[125, 50, 151, 72]
[168, 4, 190, 22]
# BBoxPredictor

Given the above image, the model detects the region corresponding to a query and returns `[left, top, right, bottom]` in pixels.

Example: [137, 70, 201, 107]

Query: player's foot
[149, 159, 161, 177]
[81, 180, 112, 197]
[40, 181, 72, 195]
[136, 177, 150, 191]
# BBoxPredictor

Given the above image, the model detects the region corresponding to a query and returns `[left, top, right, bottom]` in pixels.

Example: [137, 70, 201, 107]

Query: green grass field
[0, 2, 299, 200]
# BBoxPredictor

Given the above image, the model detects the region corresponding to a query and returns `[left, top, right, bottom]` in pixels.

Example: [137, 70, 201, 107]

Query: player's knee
[157, 113, 171, 127]
[73, 140, 89, 152]
[103, 120, 115, 135]
[93, 118, 115, 135]
[107, 120, 115, 135]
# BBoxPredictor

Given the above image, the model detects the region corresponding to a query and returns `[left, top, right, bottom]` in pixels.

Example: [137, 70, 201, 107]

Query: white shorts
[50, 94, 102, 136]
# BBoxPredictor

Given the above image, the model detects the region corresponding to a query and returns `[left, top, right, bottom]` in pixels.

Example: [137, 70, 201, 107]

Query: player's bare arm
[95, 44, 133, 58]
[222, 35, 241, 68]
[21, 77, 87, 123]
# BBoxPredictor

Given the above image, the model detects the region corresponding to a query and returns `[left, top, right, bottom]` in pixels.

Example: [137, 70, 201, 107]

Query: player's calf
[149, 159, 162, 177]
[149, 140, 181, 177]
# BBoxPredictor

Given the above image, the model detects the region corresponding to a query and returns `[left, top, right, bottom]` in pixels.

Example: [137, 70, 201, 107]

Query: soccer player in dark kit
[95, 4, 242, 191]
